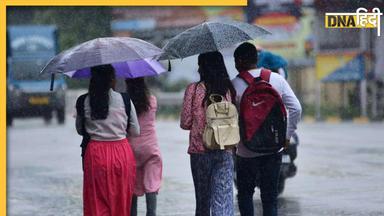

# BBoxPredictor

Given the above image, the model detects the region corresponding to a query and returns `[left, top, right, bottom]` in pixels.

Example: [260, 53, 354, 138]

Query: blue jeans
[236, 153, 282, 216]
[190, 151, 234, 216]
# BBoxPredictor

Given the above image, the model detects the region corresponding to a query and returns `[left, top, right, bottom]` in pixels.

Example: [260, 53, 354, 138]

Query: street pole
[360, 80, 367, 117]
[315, 81, 322, 120]
[360, 29, 368, 118]
[314, 14, 321, 121]
[371, 82, 378, 118]
[342, 82, 347, 118]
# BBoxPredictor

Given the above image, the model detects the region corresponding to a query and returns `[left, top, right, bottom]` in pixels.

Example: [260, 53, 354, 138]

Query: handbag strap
[120, 92, 131, 131]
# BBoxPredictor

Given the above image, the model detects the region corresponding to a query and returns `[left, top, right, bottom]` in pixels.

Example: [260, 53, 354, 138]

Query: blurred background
[6, 1, 384, 216]
[6, 0, 384, 122]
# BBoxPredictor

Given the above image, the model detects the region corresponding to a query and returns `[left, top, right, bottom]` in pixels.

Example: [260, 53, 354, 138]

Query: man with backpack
[232, 42, 302, 216]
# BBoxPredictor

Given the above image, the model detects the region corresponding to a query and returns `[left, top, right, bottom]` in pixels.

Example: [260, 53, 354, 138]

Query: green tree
[33, 7, 113, 88]
[32, 7, 112, 51]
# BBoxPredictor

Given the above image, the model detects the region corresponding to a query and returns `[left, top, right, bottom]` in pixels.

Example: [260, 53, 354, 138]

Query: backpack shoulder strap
[76, 93, 88, 118]
[75, 93, 89, 171]
[260, 69, 272, 82]
[120, 92, 131, 130]
[238, 71, 254, 85]
[75, 93, 89, 138]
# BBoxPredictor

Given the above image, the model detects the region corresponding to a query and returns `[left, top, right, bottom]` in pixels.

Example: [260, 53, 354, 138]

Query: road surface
[8, 117, 384, 215]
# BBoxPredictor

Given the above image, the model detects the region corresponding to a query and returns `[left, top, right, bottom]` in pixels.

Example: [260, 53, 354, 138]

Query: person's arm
[127, 100, 140, 137]
[180, 84, 195, 130]
[278, 68, 287, 80]
[280, 78, 302, 140]
[231, 78, 243, 110]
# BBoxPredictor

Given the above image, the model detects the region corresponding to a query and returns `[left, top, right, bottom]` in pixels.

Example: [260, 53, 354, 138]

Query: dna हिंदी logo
[325, 7, 383, 36]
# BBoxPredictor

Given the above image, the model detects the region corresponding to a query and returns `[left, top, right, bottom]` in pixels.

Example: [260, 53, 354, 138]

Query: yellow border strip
[3, 1, 248, 215]
[1, 4, 6, 216]
[7, 0, 247, 6]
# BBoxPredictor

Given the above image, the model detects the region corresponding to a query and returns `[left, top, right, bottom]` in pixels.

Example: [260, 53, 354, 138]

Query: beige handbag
[203, 94, 240, 150]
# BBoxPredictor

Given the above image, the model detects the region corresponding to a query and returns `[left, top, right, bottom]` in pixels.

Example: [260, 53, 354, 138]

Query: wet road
[8, 117, 384, 216]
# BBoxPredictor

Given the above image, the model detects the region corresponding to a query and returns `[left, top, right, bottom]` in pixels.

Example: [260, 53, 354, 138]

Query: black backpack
[76, 92, 131, 170]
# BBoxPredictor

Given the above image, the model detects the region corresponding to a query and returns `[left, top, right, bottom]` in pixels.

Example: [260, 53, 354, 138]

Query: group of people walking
[75, 42, 301, 216]
[75, 67, 162, 216]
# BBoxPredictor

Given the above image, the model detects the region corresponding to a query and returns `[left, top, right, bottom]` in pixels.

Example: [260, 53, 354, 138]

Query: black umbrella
[161, 20, 271, 60]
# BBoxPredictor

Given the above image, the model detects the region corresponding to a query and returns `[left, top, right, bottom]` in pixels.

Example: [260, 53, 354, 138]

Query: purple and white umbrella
[40, 37, 166, 78]
[64, 58, 166, 78]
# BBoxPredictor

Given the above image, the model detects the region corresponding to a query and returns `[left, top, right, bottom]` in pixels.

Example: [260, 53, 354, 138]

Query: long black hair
[89, 64, 115, 120]
[125, 77, 150, 116]
[197, 51, 236, 106]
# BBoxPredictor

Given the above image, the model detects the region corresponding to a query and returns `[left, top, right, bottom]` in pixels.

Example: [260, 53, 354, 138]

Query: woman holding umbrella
[180, 51, 236, 216]
[75, 64, 140, 216]
[162, 20, 270, 216]
[40, 37, 166, 216]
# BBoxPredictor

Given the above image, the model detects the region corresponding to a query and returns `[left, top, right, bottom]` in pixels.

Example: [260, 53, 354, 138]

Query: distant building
[313, 0, 384, 119]
[111, 7, 244, 47]
[110, 6, 245, 88]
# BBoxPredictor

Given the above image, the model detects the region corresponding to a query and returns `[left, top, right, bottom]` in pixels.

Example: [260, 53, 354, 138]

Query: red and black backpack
[238, 69, 287, 153]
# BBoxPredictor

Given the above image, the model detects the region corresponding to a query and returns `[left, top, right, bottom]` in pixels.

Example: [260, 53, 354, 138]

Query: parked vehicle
[7, 25, 66, 126]
[277, 132, 299, 195]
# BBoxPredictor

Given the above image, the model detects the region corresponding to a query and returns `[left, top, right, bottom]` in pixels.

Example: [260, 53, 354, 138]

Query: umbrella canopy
[161, 20, 271, 60]
[64, 58, 166, 78]
[40, 37, 164, 77]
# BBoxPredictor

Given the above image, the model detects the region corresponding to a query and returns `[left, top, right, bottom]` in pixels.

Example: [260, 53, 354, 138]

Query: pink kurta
[128, 95, 162, 196]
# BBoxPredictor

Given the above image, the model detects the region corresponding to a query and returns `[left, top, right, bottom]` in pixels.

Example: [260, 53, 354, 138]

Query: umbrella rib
[231, 23, 270, 39]
[204, 23, 220, 52]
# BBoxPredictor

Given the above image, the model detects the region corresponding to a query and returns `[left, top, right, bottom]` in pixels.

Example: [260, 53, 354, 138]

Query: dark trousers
[236, 153, 282, 216]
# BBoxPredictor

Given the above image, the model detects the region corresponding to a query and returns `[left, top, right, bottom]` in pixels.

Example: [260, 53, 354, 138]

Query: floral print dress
[180, 82, 235, 216]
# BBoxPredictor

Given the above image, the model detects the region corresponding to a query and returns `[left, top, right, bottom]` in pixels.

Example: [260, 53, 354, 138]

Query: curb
[302, 116, 316, 123]
[302, 116, 373, 124]
[325, 116, 342, 124]
[352, 117, 370, 124]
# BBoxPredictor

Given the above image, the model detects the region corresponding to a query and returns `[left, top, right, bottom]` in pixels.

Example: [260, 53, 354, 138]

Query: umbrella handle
[50, 73, 55, 91]
[168, 60, 171, 72]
